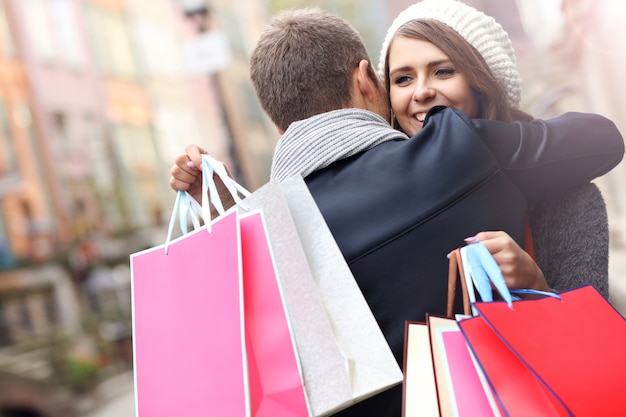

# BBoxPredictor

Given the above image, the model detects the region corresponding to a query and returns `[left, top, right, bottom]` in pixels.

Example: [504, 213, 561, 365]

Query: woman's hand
[465, 231, 551, 292]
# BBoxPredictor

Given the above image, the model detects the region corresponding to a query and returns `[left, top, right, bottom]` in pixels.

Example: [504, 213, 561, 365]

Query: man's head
[250, 7, 390, 132]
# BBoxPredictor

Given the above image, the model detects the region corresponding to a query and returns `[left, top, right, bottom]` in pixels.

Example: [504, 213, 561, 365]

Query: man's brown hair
[250, 8, 378, 132]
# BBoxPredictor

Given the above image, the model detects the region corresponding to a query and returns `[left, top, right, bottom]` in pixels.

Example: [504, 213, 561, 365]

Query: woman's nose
[412, 82, 436, 102]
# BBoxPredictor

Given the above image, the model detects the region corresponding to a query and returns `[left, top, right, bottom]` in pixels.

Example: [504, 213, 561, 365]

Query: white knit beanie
[378, 0, 522, 107]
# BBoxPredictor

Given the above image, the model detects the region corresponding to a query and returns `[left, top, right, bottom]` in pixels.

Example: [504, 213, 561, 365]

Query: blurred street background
[0, 0, 625, 415]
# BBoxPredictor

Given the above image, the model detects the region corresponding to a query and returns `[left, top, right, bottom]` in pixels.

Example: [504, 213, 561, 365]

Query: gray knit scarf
[270, 109, 408, 182]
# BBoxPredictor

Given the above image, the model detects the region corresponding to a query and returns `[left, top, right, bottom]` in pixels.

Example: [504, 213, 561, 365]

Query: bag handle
[465, 242, 513, 307]
[447, 242, 560, 316]
[164, 155, 252, 254]
[200, 154, 251, 220]
[447, 248, 471, 317]
[164, 191, 202, 254]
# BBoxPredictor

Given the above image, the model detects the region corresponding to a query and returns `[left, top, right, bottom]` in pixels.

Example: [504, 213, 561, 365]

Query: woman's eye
[434, 67, 456, 77]
[393, 75, 412, 85]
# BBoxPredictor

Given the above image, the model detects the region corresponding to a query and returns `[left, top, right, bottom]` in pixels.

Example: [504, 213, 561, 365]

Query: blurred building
[0, 0, 277, 267]
[0, 0, 54, 266]
[178, 0, 277, 187]
[0, 1, 278, 413]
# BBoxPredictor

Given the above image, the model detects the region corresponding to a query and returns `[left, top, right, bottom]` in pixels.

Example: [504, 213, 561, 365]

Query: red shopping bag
[459, 284, 626, 417]
[457, 316, 570, 417]
[131, 209, 249, 417]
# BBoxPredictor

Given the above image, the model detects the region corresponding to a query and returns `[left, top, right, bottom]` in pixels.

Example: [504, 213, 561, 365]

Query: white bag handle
[164, 155, 251, 254]
[200, 154, 251, 220]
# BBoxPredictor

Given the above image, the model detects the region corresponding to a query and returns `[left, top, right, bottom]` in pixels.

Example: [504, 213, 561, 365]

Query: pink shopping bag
[402, 317, 504, 417]
[131, 209, 249, 417]
[240, 210, 310, 417]
[208, 157, 401, 416]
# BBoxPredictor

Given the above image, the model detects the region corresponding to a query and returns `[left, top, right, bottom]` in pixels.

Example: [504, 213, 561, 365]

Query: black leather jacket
[306, 107, 624, 417]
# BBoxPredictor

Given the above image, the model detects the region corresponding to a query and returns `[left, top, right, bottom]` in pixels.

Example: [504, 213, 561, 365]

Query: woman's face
[388, 36, 478, 136]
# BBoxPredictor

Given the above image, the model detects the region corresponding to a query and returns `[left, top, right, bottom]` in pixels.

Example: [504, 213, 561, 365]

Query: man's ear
[276, 125, 285, 135]
[355, 59, 376, 103]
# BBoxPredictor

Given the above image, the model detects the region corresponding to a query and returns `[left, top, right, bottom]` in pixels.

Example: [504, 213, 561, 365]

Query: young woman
[380, 0, 533, 125]
[379, 0, 611, 296]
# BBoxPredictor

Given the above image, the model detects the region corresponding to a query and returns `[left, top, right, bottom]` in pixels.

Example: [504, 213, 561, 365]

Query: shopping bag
[180, 155, 401, 416]
[131, 153, 311, 417]
[459, 284, 626, 417]
[243, 181, 352, 416]
[403, 316, 504, 417]
[239, 210, 310, 417]
[196, 156, 310, 417]
[446, 241, 626, 416]
[243, 175, 403, 416]
[428, 316, 503, 417]
[445, 241, 573, 416]
[402, 321, 439, 417]
[130, 207, 249, 416]
[404, 241, 563, 417]
[457, 314, 569, 417]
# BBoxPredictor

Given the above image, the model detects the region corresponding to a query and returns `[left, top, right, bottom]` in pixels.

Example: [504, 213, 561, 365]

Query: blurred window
[0, 100, 16, 172]
[21, 0, 85, 67]
[49, 112, 74, 216]
[17, 103, 54, 223]
[0, 219, 9, 270]
[86, 5, 137, 78]
[0, 286, 58, 348]
[218, 11, 247, 59]
[83, 116, 126, 230]
[22, 0, 55, 62]
[111, 123, 160, 228]
[84, 116, 113, 191]
[0, 0, 14, 56]
[134, 19, 185, 77]
[49, 0, 86, 68]
[0, 101, 16, 264]
[154, 103, 203, 160]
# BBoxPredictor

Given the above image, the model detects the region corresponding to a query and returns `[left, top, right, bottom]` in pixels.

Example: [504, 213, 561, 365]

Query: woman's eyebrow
[389, 59, 453, 77]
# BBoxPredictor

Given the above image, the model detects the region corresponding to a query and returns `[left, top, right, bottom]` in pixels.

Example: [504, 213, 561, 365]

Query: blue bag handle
[464, 242, 560, 311]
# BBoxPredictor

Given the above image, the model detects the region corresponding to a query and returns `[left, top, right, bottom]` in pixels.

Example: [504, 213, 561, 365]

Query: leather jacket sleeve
[425, 106, 625, 203]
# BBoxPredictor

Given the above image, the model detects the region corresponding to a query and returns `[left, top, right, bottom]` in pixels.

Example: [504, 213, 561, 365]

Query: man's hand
[169, 144, 236, 219]
[169, 144, 206, 204]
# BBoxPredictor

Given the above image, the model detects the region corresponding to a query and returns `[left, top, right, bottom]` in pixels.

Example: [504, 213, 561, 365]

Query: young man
[170, 8, 624, 416]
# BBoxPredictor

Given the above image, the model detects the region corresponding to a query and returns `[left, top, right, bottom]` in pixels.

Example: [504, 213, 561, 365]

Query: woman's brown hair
[384, 19, 532, 123]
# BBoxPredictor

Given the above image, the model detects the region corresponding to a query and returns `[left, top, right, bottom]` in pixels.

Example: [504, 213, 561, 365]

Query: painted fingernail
[187, 161, 197, 169]
[464, 236, 479, 243]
